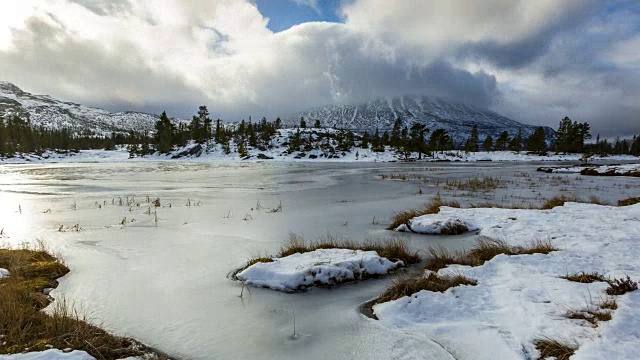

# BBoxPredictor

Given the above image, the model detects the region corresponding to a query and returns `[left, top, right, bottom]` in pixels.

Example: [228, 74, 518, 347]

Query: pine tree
[361, 131, 370, 149]
[525, 127, 547, 152]
[509, 129, 523, 151]
[464, 125, 480, 152]
[299, 117, 306, 128]
[495, 131, 509, 151]
[483, 135, 493, 152]
[314, 119, 321, 128]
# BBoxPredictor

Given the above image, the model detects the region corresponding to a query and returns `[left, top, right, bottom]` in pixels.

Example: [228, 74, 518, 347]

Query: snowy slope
[288, 96, 554, 144]
[0, 82, 160, 135]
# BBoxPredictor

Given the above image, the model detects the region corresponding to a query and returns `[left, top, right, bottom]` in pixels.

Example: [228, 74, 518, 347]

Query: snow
[395, 215, 479, 235]
[0, 268, 9, 278]
[2, 143, 639, 165]
[236, 248, 403, 291]
[0, 350, 94, 360]
[374, 203, 640, 359]
[540, 163, 640, 175]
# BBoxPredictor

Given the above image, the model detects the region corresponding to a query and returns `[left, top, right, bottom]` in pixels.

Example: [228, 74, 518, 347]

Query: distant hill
[288, 96, 554, 144]
[0, 82, 160, 135]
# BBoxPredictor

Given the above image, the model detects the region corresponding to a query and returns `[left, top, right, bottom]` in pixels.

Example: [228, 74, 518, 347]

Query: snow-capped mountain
[0, 82, 160, 134]
[288, 96, 553, 144]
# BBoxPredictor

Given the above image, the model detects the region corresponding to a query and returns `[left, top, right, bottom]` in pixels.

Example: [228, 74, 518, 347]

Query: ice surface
[0, 161, 638, 359]
[237, 249, 403, 291]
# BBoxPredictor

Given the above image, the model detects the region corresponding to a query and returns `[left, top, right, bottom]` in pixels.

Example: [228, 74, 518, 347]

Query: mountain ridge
[287, 96, 553, 144]
[0, 82, 160, 135]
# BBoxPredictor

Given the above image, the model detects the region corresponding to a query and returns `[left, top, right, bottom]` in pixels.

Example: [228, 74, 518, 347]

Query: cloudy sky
[0, 1, 638, 136]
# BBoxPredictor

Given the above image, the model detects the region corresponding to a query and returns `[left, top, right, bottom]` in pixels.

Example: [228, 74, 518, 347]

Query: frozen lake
[0, 161, 638, 359]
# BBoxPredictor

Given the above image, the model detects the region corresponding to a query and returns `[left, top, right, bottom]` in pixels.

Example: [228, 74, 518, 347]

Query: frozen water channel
[0, 161, 638, 359]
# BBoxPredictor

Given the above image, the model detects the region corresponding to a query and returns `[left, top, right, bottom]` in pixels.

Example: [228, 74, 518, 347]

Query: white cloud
[0, 0, 637, 136]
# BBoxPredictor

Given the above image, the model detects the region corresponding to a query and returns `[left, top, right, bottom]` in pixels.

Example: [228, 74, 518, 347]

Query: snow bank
[396, 215, 479, 235]
[539, 163, 640, 176]
[0, 349, 94, 360]
[375, 203, 640, 359]
[0, 268, 9, 278]
[236, 249, 403, 291]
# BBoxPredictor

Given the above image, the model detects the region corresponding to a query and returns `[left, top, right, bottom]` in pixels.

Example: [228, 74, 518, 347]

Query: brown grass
[534, 338, 576, 360]
[387, 195, 460, 230]
[540, 194, 580, 209]
[598, 298, 618, 310]
[566, 307, 612, 326]
[425, 237, 557, 272]
[0, 244, 158, 358]
[606, 276, 638, 296]
[243, 233, 421, 270]
[374, 273, 477, 304]
[618, 197, 640, 206]
[445, 177, 506, 192]
[561, 271, 608, 283]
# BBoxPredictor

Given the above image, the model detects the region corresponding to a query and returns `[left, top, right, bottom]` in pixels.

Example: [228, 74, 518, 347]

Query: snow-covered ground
[2, 145, 639, 165]
[0, 350, 94, 360]
[374, 202, 640, 359]
[236, 249, 403, 291]
[539, 163, 640, 176]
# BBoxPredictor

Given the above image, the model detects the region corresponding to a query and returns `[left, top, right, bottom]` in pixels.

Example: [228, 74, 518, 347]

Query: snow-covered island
[236, 249, 404, 292]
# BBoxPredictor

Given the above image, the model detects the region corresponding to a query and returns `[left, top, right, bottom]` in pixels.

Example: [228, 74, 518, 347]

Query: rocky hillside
[0, 82, 159, 135]
[288, 96, 553, 144]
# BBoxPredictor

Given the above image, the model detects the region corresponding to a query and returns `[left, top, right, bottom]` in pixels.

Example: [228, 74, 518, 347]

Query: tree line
[2, 110, 639, 158]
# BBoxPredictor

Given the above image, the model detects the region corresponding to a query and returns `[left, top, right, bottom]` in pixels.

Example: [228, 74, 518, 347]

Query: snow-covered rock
[396, 215, 479, 235]
[236, 249, 403, 291]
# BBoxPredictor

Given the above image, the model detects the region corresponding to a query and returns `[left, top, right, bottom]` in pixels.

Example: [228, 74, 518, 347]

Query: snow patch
[0, 349, 95, 360]
[396, 215, 479, 235]
[236, 249, 403, 291]
[0, 268, 9, 278]
[375, 203, 640, 359]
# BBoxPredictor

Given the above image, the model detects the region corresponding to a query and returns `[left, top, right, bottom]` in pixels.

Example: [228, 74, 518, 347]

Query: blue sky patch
[256, 0, 343, 32]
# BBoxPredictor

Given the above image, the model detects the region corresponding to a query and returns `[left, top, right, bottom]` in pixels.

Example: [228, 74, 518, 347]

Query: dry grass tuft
[445, 177, 506, 192]
[606, 276, 638, 296]
[0, 245, 158, 358]
[561, 271, 608, 283]
[375, 273, 477, 304]
[540, 194, 580, 209]
[618, 197, 640, 206]
[424, 237, 557, 272]
[243, 233, 420, 270]
[534, 338, 576, 360]
[598, 298, 618, 310]
[566, 307, 613, 326]
[387, 195, 460, 230]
